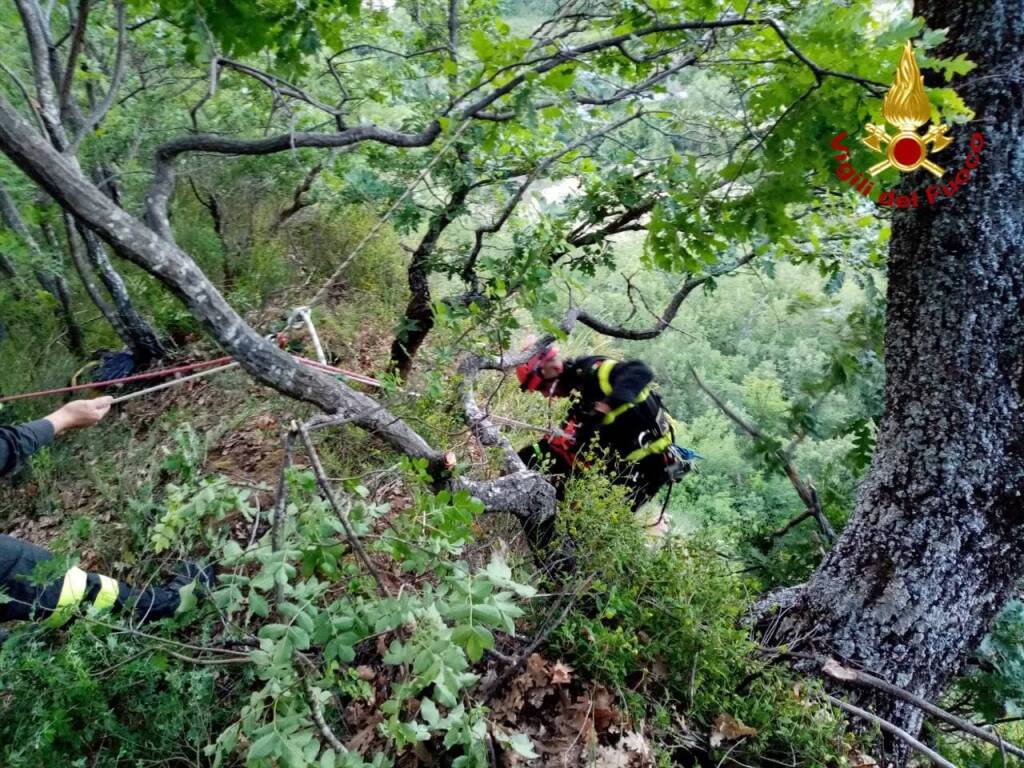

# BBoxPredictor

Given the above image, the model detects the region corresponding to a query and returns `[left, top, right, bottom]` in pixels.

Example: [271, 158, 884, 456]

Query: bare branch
[71, 0, 127, 151]
[826, 695, 957, 768]
[298, 422, 391, 597]
[271, 154, 334, 234]
[575, 251, 755, 340]
[452, 16, 884, 120]
[462, 112, 642, 281]
[691, 366, 835, 543]
[271, 430, 296, 606]
[822, 660, 1024, 761]
[217, 58, 346, 118]
[58, 0, 89, 116]
[145, 121, 442, 242]
[14, 0, 69, 148]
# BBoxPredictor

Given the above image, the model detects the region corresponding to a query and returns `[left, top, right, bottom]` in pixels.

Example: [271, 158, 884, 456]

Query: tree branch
[298, 421, 391, 597]
[822, 659, 1024, 761]
[70, 0, 127, 151]
[574, 251, 755, 340]
[14, 0, 69, 148]
[452, 16, 884, 119]
[461, 112, 641, 282]
[826, 695, 957, 768]
[57, 0, 89, 116]
[691, 366, 835, 543]
[145, 121, 442, 242]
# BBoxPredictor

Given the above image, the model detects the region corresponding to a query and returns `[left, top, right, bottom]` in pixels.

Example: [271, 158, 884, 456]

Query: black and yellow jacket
[1, 420, 204, 627]
[558, 356, 672, 463]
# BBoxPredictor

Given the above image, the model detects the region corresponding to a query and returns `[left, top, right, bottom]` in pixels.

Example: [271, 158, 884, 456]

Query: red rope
[0, 353, 390, 406]
[0, 356, 234, 405]
[1, 352, 559, 436]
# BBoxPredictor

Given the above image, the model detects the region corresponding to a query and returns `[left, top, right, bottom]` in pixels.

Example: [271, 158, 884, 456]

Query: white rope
[107, 354, 562, 438]
[110, 362, 240, 404]
[288, 306, 327, 365]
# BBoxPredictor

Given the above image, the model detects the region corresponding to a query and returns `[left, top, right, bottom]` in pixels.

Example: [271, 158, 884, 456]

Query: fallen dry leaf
[550, 661, 573, 685]
[823, 658, 859, 682]
[849, 749, 879, 767]
[710, 714, 758, 748]
[355, 665, 375, 681]
[593, 732, 653, 768]
[592, 686, 619, 733]
[345, 713, 383, 755]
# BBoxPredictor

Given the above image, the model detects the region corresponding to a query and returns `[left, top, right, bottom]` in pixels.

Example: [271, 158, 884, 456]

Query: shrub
[549, 469, 843, 765]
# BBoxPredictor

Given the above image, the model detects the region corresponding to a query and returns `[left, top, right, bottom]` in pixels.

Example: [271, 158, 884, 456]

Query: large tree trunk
[785, 1, 1023, 762]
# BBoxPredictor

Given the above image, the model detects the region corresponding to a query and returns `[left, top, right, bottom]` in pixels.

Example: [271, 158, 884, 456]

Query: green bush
[0, 623, 238, 768]
[550, 470, 843, 766]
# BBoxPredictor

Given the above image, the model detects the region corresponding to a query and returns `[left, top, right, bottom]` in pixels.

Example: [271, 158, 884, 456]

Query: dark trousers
[516, 440, 667, 556]
[518, 440, 666, 509]
[0, 534, 182, 625]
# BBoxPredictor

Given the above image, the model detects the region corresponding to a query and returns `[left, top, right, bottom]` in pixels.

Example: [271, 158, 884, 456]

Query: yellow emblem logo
[862, 42, 951, 177]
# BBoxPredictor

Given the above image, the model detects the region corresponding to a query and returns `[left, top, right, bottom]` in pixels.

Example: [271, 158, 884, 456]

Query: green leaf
[420, 697, 440, 727]
[175, 580, 197, 615]
[499, 729, 540, 761]
[465, 625, 494, 662]
[248, 731, 281, 759]
[249, 592, 269, 618]
[470, 29, 492, 63]
[542, 66, 576, 92]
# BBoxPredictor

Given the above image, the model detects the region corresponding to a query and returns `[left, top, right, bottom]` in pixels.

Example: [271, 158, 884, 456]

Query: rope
[0, 356, 233, 405]
[288, 306, 326, 365]
[2, 352, 562, 437]
[110, 362, 239, 405]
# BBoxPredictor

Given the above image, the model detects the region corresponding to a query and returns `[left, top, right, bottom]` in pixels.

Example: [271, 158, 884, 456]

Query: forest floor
[0, 322, 694, 767]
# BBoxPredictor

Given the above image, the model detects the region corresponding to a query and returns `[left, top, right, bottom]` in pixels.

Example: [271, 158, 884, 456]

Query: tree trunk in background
[63, 211, 129, 343]
[786, 1, 1023, 763]
[0, 183, 83, 355]
[389, 184, 469, 379]
[78, 224, 165, 364]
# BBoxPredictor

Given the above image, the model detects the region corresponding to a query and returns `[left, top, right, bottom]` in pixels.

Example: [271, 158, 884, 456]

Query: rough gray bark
[783, 2, 1024, 763]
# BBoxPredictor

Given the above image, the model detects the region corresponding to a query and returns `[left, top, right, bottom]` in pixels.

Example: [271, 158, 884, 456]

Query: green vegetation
[1, 0, 1019, 766]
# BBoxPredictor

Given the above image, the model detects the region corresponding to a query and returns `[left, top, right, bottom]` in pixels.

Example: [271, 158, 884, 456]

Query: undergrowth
[550, 470, 846, 766]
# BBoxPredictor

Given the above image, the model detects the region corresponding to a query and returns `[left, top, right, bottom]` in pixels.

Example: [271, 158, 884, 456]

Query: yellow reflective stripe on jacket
[43, 566, 89, 628]
[93, 574, 120, 612]
[596, 360, 652, 425]
[625, 433, 674, 463]
[596, 359, 616, 397]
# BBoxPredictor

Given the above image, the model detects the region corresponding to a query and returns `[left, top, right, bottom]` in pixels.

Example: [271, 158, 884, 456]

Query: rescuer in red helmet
[515, 345, 683, 525]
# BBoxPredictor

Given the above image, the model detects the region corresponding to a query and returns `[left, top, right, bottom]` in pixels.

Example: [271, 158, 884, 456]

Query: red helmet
[516, 346, 559, 393]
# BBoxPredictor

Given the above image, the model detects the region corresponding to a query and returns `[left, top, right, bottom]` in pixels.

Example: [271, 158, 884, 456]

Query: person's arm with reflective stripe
[0, 420, 55, 476]
[0, 533, 210, 626]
